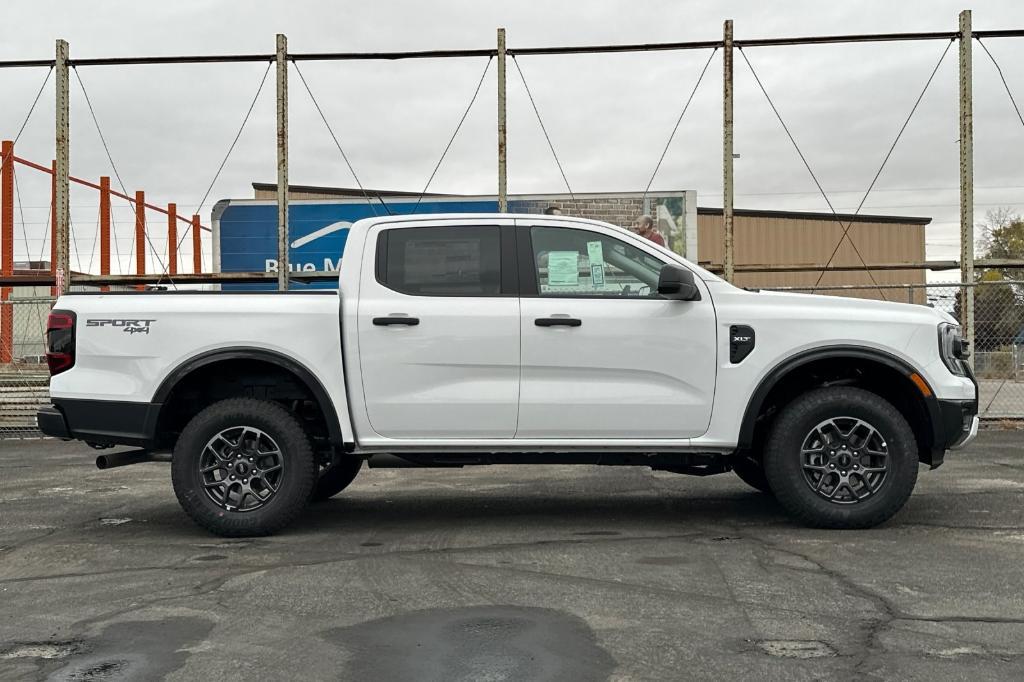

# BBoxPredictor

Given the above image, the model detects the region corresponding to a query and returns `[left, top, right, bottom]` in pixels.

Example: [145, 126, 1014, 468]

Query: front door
[516, 223, 717, 439]
[357, 219, 520, 439]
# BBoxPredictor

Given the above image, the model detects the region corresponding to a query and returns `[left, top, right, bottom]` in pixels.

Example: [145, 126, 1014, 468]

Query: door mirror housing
[657, 264, 701, 301]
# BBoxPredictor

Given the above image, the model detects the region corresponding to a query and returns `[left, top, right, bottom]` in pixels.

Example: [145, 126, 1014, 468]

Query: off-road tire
[763, 386, 918, 529]
[171, 398, 317, 537]
[731, 453, 772, 494]
[311, 457, 363, 502]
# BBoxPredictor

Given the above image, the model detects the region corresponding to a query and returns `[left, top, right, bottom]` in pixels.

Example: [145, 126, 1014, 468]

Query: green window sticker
[586, 241, 605, 288]
[547, 251, 580, 286]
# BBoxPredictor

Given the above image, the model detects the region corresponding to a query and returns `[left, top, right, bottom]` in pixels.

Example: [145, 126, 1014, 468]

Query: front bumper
[949, 414, 979, 450]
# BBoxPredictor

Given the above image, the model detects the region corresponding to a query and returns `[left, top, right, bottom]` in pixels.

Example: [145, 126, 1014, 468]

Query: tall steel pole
[959, 10, 974, 365]
[276, 34, 289, 291]
[497, 28, 508, 212]
[723, 20, 735, 283]
[55, 39, 70, 294]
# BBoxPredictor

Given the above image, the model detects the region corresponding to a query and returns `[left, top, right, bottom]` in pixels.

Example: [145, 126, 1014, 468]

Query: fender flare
[736, 345, 940, 453]
[153, 347, 345, 446]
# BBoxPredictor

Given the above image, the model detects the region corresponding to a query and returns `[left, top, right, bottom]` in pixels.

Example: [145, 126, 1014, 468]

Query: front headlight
[937, 322, 969, 376]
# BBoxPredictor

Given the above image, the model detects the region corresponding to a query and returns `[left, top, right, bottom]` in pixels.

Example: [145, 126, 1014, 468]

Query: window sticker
[547, 251, 580, 286]
[586, 241, 605, 289]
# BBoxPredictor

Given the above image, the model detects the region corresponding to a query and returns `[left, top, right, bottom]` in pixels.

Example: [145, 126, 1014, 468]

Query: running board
[366, 451, 730, 473]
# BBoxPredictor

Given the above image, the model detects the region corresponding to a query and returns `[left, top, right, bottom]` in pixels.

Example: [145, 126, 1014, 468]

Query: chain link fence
[0, 294, 55, 437]
[764, 280, 1024, 419]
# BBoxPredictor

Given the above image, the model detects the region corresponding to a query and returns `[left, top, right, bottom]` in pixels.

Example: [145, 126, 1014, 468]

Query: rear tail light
[46, 309, 76, 375]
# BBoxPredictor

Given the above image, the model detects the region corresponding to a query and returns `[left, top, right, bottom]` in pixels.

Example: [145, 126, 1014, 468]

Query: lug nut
[829, 464, 835, 469]
[230, 475, 236, 480]
[242, 478, 247, 484]
[248, 457, 254, 462]
[841, 471, 847, 475]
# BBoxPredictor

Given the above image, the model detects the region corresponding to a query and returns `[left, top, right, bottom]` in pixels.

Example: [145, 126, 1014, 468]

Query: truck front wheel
[171, 398, 317, 537]
[763, 386, 918, 529]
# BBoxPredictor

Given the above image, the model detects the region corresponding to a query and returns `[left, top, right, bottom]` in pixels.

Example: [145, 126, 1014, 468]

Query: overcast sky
[2, 0, 1024, 275]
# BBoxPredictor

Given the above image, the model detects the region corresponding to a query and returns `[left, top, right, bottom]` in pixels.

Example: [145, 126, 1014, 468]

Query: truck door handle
[373, 316, 420, 326]
[535, 317, 582, 327]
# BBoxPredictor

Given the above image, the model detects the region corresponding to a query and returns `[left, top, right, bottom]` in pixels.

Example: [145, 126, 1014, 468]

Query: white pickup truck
[38, 213, 978, 536]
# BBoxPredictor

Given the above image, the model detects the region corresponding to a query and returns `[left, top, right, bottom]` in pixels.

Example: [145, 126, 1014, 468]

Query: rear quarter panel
[50, 293, 353, 439]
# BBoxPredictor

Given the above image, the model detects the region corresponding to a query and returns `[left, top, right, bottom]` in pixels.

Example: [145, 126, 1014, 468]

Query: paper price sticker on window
[587, 241, 606, 288]
[547, 251, 580, 286]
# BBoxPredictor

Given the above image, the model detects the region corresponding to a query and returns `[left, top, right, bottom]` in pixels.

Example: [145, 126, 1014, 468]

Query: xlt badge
[730, 325, 755, 363]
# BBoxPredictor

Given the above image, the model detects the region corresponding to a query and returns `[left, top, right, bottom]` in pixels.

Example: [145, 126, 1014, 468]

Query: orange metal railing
[0, 139, 212, 361]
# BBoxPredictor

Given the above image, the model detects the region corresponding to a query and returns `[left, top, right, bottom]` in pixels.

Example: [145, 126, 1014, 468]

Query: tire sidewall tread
[171, 398, 317, 537]
[764, 386, 919, 529]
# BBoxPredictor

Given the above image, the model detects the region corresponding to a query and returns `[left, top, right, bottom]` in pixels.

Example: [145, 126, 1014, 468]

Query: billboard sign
[212, 192, 694, 289]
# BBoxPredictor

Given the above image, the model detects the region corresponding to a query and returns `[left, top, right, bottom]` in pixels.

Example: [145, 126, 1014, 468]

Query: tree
[956, 209, 1024, 353]
[978, 208, 1024, 281]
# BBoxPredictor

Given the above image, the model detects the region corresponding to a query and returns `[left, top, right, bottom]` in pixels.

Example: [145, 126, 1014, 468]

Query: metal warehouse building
[696, 207, 929, 303]
[247, 183, 929, 303]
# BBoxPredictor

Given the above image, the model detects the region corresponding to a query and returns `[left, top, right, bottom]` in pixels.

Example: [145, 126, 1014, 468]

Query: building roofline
[249, 184, 931, 225]
[696, 206, 931, 225]
[251, 182, 451, 198]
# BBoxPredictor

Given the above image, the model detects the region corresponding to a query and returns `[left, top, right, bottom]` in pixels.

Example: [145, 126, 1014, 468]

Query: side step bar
[366, 451, 732, 475]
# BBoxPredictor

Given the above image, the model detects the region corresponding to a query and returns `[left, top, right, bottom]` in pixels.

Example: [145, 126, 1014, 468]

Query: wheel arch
[153, 347, 345, 447]
[738, 345, 943, 466]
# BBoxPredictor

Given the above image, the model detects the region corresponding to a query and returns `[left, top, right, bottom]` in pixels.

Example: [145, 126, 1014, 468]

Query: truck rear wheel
[763, 386, 918, 529]
[311, 456, 362, 502]
[171, 398, 317, 537]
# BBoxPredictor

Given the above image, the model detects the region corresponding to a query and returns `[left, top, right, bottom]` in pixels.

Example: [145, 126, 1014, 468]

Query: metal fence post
[723, 20, 735, 283]
[134, 190, 145, 290]
[497, 28, 507, 213]
[191, 214, 201, 274]
[1, 140, 12, 364]
[959, 9, 974, 367]
[276, 34, 289, 291]
[99, 176, 110, 292]
[55, 39, 70, 295]
[167, 203, 177, 276]
[50, 160, 56, 295]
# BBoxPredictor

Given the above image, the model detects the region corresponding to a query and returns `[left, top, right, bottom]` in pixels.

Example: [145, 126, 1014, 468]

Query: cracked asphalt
[1, 431, 1023, 681]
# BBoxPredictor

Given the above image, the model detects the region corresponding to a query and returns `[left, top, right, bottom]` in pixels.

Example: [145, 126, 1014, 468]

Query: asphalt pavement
[1, 432, 1023, 680]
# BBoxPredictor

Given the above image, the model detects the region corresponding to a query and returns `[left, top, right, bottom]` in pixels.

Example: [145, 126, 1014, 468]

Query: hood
[710, 282, 955, 326]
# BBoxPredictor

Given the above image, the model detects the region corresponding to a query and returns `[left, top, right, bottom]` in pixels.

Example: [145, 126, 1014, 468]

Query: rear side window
[377, 226, 502, 296]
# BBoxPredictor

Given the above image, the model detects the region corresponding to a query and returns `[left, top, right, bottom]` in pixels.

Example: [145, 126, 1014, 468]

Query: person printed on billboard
[633, 215, 665, 247]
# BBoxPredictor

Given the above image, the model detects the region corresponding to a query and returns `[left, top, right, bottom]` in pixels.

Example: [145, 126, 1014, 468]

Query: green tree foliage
[978, 207, 1024, 281]
[957, 209, 1024, 351]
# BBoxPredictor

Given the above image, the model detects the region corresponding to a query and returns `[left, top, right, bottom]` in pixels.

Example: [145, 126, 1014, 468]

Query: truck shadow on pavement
[294, 486, 791, 537]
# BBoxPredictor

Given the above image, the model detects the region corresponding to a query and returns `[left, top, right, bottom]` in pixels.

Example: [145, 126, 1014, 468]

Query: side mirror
[657, 264, 701, 301]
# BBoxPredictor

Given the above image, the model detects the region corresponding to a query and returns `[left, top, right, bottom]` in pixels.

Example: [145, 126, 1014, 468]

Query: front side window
[530, 226, 664, 298]
[379, 226, 501, 296]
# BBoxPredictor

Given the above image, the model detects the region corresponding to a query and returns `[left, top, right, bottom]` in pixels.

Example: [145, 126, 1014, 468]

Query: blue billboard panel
[214, 193, 690, 290]
[217, 199, 502, 290]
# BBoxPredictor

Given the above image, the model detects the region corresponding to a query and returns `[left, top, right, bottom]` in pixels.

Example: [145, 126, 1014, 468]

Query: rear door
[356, 219, 520, 439]
[516, 221, 717, 439]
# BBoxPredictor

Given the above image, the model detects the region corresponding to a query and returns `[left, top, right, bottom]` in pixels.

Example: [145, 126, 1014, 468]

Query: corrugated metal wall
[697, 212, 926, 303]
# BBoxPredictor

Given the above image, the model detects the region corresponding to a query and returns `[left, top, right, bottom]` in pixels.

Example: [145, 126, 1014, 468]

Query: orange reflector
[909, 373, 932, 397]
